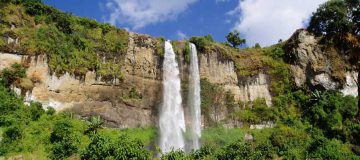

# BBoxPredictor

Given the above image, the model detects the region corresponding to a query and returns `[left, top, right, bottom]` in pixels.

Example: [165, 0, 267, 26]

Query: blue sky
[43, 0, 327, 47]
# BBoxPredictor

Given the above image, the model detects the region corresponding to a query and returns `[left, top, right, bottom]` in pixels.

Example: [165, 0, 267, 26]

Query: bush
[189, 145, 216, 159]
[189, 35, 214, 52]
[0, 63, 26, 87]
[81, 134, 151, 160]
[23, 0, 49, 16]
[235, 98, 275, 124]
[18, 78, 34, 90]
[3, 125, 23, 142]
[46, 107, 56, 115]
[216, 140, 273, 160]
[50, 120, 79, 159]
[80, 134, 113, 160]
[160, 149, 187, 160]
[155, 37, 165, 57]
[270, 125, 309, 158]
[183, 41, 191, 63]
[308, 136, 357, 159]
[28, 102, 45, 121]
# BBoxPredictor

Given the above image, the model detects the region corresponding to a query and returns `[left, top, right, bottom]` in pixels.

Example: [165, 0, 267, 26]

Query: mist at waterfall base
[159, 41, 202, 153]
[159, 41, 186, 153]
[188, 43, 202, 150]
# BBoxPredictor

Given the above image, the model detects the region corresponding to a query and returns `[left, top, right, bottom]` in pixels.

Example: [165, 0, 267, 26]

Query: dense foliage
[308, 0, 360, 36]
[0, 0, 129, 79]
[226, 30, 246, 48]
[0, 0, 360, 159]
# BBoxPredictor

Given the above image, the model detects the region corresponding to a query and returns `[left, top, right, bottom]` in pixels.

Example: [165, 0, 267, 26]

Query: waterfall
[159, 40, 186, 153]
[188, 43, 201, 150]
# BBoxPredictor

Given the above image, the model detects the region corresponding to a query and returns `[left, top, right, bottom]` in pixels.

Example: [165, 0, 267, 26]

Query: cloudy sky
[44, 0, 327, 47]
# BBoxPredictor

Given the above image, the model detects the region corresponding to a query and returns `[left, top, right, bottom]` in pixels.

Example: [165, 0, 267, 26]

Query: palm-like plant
[85, 115, 104, 135]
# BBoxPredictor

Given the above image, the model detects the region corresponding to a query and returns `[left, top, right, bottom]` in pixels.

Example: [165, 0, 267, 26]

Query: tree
[345, 0, 360, 34]
[226, 30, 246, 48]
[308, 0, 359, 36]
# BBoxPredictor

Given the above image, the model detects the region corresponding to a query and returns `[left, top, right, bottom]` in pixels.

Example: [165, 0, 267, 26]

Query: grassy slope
[0, 1, 128, 79]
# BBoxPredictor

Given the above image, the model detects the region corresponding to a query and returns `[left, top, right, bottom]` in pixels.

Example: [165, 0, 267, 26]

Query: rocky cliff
[0, 30, 277, 128]
[0, 18, 358, 128]
[284, 29, 358, 97]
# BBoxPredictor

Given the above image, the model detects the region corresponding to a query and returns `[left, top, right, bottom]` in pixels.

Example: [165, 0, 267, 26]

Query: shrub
[23, 0, 49, 16]
[216, 140, 273, 160]
[103, 29, 129, 54]
[50, 120, 79, 159]
[81, 134, 151, 160]
[113, 135, 151, 159]
[189, 145, 216, 159]
[308, 136, 358, 159]
[270, 125, 309, 158]
[156, 37, 165, 57]
[189, 35, 214, 52]
[80, 134, 114, 160]
[28, 102, 45, 121]
[254, 43, 261, 49]
[0, 63, 26, 87]
[46, 107, 56, 115]
[18, 78, 34, 90]
[235, 98, 275, 124]
[161, 149, 187, 160]
[3, 125, 23, 142]
[183, 41, 191, 63]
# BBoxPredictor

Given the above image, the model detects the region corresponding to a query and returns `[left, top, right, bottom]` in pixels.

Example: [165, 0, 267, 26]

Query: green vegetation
[0, 66, 156, 159]
[0, 0, 129, 78]
[200, 79, 226, 126]
[189, 35, 214, 53]
[307, 0, 360, 120]
[0, 0, 359, 159]
[0, 63, 26, 87]
[171, 40, 192, 63]
[159, 89, 360, 159]
[308, 0, 359, 36]
[234, 99, 276, 125]
[155, 37, 166, 57]
[226, 30, 246, 48]
[0, 80, 155, 159]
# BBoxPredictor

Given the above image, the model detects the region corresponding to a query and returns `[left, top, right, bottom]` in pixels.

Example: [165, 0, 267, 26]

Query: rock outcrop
[198, 52, 272, 106]
[1, 29, 357, 128]
[285, 29, 358, 96]
[0, 32, 273, 128]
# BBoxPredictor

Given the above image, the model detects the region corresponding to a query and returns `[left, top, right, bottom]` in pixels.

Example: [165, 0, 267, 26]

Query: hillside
[0, 0, 359, 159]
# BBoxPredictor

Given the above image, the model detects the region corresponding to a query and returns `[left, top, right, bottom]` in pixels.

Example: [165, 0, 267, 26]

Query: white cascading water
[159, 40, 186, 153]
[188, 43, 202, 150]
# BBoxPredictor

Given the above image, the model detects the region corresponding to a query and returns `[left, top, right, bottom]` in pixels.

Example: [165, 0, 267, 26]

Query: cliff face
[285, 29, 358, 97]
[0, 29, 357, 128]
[0, 31, 274, 128]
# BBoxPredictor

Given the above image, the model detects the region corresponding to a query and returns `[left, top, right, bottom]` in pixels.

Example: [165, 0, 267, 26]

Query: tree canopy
[308, 0, 360, 36]
[226, 30, 246, 48]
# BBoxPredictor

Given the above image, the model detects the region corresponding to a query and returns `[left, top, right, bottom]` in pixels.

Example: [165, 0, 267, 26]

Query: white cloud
[230, 0, 327, 46]
[177, 30, 187, 40]
[106, 0, 198, 30]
